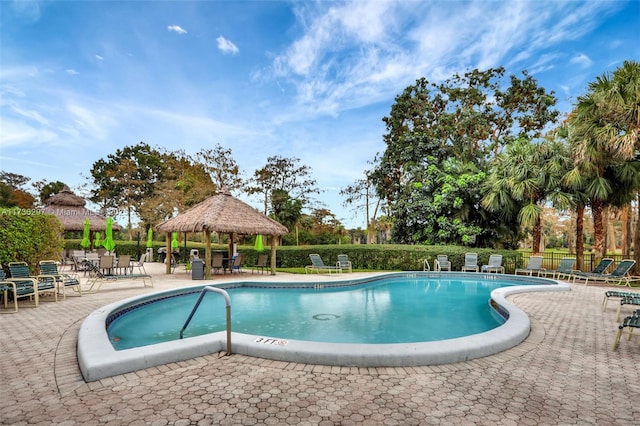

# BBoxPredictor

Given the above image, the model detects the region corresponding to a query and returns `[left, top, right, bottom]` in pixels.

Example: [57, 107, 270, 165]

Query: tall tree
[370, 68, 558, 245]
[197, 144, 244, 192]
[340, 167, 384, 244]
[89, 142, 165, 239]
[568, 61, 640, 260]
[247, 156, 320, 216]
[482, 137, 572, 254]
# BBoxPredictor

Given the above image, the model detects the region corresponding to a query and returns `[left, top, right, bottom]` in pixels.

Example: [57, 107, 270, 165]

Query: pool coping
[78, 272, 570, 382]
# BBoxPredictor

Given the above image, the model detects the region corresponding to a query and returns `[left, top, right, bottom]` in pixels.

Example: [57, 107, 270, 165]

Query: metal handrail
[180, 286, 232, 355]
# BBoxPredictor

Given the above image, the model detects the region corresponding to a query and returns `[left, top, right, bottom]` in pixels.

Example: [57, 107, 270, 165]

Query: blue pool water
[108, 275, 513, 350]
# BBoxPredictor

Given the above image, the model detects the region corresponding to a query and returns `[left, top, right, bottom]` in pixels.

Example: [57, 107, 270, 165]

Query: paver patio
[0, 262, 638, 425]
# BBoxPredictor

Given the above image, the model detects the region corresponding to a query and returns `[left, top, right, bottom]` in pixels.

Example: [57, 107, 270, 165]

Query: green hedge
[0, 209, 65, 273]
[64, 240, 522, 272]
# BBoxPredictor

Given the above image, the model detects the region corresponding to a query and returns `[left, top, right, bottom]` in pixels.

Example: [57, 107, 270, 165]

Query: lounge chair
[602, 290, 640, 312]
[514, 256, 545, 276]
[602, 260, 638, 287]
[7, 262, 57, 306]
[84, 259, 153, 292]
[253, 254, 268, 274]
[461, 253, 479, 272]
[612, 309, 640, 350]
[336, 255, 352, 273]
[615, 295, 640, 322]
[305, 254, 340, 274]
[0, 267, 18, 312]
[570, 258, 614, 284]
[482, 255, 504, 273]
[539, 257, 576, 280]
[434, 255, 451, 272]
[38, 260, 82, 299]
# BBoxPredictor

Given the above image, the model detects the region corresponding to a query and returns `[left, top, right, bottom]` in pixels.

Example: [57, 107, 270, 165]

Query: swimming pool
[78, 272, 570, 382]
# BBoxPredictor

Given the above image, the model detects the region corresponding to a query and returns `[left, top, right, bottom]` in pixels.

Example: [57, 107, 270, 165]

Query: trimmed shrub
[0, 208, 65, 272]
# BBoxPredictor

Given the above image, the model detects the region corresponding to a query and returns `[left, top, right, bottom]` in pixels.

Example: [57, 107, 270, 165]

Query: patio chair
[253, 254, 268, 274]
[115, 254, 132, 275]
[539, 257, 576, 280]
[570, 258, 615, 285]
[130, 253, 147, 275]
[602, 260, 638, 287]
[0, 267, 18, 312]
[461, 253, 479, 272]
[99, 255, 115, 275]
[211, 253, 224, 274]
[37, 260, 82, 299]
[615, 295, 640, 322]
[305, 254, 340, 274]
[602, 290, 640, 312]
[7, 262, 57, 306]
[84, 259, 153, 292]
[337, 254, 352, 273]
[434, 255, 451, 272]
[230, 253, 246, 274]
[612, 309, 640, 350]
[481, 255, 504, 273]
[515, 256, 545, 276]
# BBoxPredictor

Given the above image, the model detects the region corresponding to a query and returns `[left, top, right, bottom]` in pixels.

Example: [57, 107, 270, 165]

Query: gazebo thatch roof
[41, 185, 122, 232]
[155, 188, 288, 235]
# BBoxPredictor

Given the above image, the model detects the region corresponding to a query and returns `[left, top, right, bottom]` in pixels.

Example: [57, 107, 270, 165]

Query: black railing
[519, 251, 627, 273]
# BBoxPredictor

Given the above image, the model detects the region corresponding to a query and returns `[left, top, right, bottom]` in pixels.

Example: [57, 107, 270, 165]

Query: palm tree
[482, 137, 572, 254]
[568, 60, 640, 260]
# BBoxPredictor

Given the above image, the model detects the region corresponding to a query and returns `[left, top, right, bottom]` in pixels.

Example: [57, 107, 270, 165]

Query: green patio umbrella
[93, 231, 101, 248]
[171, 232, 179, 250]
[80, 218, 91, 249]
[103, 217, 116, 253]
[254, 234, 264, 252]
[146, 228, 153, 248]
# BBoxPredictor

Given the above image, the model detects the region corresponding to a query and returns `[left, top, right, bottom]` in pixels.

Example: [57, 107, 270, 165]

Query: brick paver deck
[1, 263, 638, 425]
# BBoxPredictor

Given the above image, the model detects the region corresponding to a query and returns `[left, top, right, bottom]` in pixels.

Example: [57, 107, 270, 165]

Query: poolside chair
[99, 255, 115, 275]
[615, 295, 640, 322]
[481, 255, 504, 273]
[230, 253, 246, 274]
[602, 260, 638, 287]
[84, 259, 153, 292]
[38, 260, 82, 299]
[0, 267, 18, 312]
[514, 256, 545, 276]
[602, 290, 640, 312]
[434, 255, 451, 272]
[115, 254, 132, 275]
[539, 257, 576, 280]
[7, 262, 57, 306]
[305, 254, 340, 274]
[130, 253, 147, 275]
[211, 252, 224, 274]
[336, 254, 352, 273]
[612, 309, 640, 350]
[570, 258, 614, 284]
[252, 254, 268, 274]
[461, 253, 479, 272]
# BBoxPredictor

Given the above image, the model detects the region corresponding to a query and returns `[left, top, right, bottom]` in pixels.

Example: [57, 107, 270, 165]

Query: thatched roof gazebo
[41, 186, 122, 247]
[155, 188, 289, 277]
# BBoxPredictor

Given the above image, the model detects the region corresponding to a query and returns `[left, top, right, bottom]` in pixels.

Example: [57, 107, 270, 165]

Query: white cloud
[570, 53, 593, 68]
[66, 69, 79, 75]
[216, 36, 239, 55]
[95, 54, 104, 61]
[167, 25, 187, 34]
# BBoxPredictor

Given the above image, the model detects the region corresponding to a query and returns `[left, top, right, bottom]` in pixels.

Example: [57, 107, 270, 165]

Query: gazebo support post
[165, 232, 172, 274]
[270, 235, 277, 275]
[228, 232, 234, 261]
[204, 229, 212, 279]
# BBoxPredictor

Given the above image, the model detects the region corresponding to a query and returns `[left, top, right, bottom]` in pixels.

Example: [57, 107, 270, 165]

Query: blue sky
[1, 0, 638, 229]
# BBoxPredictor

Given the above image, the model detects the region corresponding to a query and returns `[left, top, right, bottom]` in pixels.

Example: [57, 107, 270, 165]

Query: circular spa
[78, 272, 570, 382]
